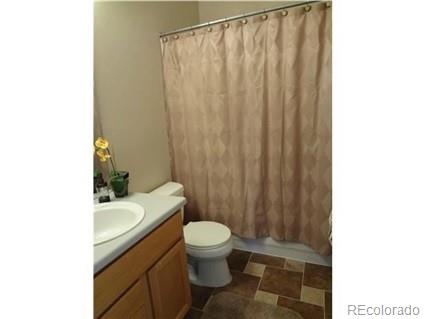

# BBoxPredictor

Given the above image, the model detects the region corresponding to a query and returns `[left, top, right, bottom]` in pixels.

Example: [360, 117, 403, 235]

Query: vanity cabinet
[94, 211, 191, 319]
[148, 239, 191, 319]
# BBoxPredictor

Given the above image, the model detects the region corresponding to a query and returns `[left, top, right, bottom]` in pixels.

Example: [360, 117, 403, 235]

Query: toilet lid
[184, 221, 231, 249]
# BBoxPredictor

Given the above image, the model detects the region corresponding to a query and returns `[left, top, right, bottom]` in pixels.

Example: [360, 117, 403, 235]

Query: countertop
[94, 192, 186, 274]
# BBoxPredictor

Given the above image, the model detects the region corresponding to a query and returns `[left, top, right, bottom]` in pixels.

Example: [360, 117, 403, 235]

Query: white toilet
[151, 182, 233, 287]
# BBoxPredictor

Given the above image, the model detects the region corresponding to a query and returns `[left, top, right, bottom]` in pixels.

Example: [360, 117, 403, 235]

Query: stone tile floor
[184, 249, 332, 319]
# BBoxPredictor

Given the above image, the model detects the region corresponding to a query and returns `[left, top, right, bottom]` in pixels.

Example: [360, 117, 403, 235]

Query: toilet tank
[150, 182, 185, 219]
[150, 182, 184, 196]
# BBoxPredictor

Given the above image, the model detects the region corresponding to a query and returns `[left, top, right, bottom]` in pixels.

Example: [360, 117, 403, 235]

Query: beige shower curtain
[161, 3, 331, 255]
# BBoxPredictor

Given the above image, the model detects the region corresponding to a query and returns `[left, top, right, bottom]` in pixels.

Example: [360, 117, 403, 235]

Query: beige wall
[94, 2, 199, 192]
[197, 1, 297, 23]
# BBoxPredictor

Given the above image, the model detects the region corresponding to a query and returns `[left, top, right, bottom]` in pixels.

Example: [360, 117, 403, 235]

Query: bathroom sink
[94, 201, 145, 245]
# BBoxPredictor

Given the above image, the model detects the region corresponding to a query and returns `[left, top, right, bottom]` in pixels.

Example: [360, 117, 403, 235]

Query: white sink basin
[94, 201, 145, 245]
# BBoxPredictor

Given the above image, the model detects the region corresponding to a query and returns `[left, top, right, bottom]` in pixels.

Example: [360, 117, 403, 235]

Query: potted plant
[94, 137, 129, 198]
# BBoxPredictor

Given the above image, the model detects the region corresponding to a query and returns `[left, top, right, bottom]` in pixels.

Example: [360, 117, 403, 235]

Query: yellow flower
[96, 149, 111, 162]
[95, 137, 109, 150]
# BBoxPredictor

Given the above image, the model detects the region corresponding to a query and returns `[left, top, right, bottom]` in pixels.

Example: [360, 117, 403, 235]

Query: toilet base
[188, 258, 232, 288]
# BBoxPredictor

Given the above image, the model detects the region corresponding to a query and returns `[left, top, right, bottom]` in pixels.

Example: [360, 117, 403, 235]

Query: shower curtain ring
[325, 1, 332, 8]
[261, 9, 268, 20]
[223, 18, 230, 29]
[304, 5, 312, 13]
[207, 22, 212, 32]
[241, 14, 248, 24]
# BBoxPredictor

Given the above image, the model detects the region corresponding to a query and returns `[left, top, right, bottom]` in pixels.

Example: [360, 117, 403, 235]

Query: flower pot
[110, 171, 129, 198]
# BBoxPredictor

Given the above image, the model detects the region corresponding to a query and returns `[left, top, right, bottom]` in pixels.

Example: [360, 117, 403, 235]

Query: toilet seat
[184, 221, 231, 250]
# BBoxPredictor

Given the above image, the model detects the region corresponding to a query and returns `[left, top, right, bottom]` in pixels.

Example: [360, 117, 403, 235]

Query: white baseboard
[232, 235, 332, 267]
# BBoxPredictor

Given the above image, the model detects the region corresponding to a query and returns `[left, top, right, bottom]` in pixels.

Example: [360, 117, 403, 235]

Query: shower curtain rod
[159, 1, 321, 38]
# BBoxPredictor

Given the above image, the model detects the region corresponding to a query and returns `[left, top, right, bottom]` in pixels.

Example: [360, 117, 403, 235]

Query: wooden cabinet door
[148, 239, 191, 319]
[101, 275, 153, 319]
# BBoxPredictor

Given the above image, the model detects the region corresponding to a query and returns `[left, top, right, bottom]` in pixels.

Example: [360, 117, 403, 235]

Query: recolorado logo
[348, 305, 420, 316]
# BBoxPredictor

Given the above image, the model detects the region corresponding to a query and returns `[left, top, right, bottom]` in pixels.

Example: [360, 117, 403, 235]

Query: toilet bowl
[184, 221, 233, 287]
[151, 182, 233, 287]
